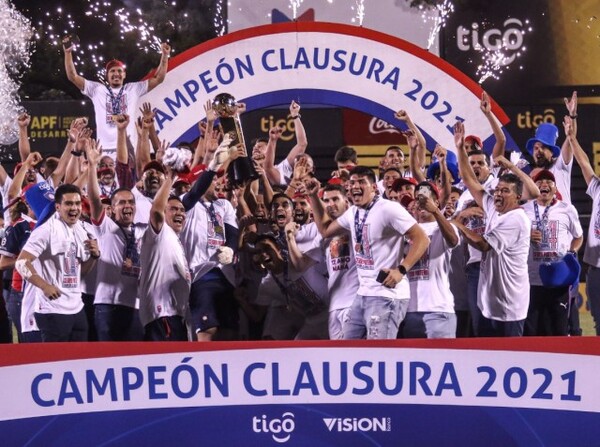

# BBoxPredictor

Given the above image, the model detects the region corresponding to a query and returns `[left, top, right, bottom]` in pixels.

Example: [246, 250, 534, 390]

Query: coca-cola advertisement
[342, 109, 407, 146]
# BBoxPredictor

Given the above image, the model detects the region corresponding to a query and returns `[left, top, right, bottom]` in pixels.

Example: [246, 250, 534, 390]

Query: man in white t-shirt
[522, 169, 583, 336]
[564, 119, 600, 334]
[402, 181, 460, 339]
[180, 145, 240, 341]
[17, 184, 100, 342]
[63, 38, 170, 158]
[299, 182, 360, 339]
[139, 173, 191, 341]
[86, 143, 147, 341]
[453, 121, 539, 337]
[454, 149, 496, 336]
[309, 166, 430, 339]
[515, 93, 578, 204]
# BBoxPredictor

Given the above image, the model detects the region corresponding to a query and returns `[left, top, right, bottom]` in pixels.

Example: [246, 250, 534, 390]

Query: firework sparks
[33, 1, 168, 81]
[422, 0, 454, 50]
[475, 19, 530, 84]
[214, 0, 226, 37]
[351, 0, 366, 26]
[289, 0, 304, 21]
[0, 0, 33, 147]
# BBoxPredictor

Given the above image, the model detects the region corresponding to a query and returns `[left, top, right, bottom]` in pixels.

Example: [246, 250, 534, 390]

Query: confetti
[0, 0, 33, 146]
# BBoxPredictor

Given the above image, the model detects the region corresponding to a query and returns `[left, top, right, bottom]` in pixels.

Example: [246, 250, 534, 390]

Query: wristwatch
[398, 265, 407, 275]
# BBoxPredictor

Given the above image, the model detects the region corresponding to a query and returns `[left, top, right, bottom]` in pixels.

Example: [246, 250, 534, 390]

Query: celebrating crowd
[0, 39, 595, 344]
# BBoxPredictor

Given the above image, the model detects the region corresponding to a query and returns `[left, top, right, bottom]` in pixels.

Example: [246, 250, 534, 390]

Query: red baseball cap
[105, 59, 126, 72]
[391, 177, 418, 191]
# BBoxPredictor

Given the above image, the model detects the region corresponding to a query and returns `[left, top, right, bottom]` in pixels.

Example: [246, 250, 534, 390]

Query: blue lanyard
[534, 200, 555, 230]
[106, 85, 126, 115]
[201, 201, 223, 235]
[354, 196, 378, 250]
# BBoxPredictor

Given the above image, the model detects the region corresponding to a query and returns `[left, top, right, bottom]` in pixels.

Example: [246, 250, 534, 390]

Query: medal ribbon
[353, 196, 379, 251]
[534, 199, 555, 232]
[106, 85, 126, 115]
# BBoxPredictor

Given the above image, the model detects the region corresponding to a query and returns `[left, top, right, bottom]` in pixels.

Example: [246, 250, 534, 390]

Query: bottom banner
[1, 338, 599, 446]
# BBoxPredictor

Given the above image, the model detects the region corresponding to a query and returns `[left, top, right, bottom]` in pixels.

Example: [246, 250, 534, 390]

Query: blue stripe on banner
[4, 404, 597, 447]
[174, 88, 442, 149]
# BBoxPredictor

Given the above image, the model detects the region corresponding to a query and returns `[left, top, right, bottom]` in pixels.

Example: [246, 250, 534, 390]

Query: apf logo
[323, 417, 392, 433]
[457, 18, 527, 65]
[252, 412, 296, 443]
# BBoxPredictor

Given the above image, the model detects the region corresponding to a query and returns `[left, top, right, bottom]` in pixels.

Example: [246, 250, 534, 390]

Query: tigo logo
[323, 417, 391, 432]
[252, 412, 296, 443]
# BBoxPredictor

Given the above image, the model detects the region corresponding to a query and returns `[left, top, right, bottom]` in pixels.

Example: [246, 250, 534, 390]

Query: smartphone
[376, 270, 389, 283]
[416, 186, 432, 199]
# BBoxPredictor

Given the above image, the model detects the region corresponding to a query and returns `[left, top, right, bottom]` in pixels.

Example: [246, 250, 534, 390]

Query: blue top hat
[23, 182, 56, 229]
[426, 150, 460, 185]
[526, 123, 561, 158]
[539, 252, 580, 288]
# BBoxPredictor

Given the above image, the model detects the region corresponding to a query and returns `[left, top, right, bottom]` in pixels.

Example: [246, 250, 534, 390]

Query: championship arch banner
[2, 339, 600, 446]
[140, 22, 513, 153]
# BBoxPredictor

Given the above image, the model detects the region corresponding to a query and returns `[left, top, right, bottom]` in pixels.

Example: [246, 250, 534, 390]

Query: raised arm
[50, 117, 87, 186]
[406, 129, 426, 183]
[62, 38, 85, 91]
[64, 126, 92, 185]
[285, 101, 308, 166]
[285, 221, 316, 273]
[192, 100, 218, 168]
[134, 115, 153, 178]
[494, 155, 540, 200]
[452, 218, 491, 252]
[455, 121, 485, 207]
[84, 137, 105, 223]
[147, 42, 171, 92]
[564, 116, 594, 185]
[560, 91, 578, 165]
[481, 92, 506, 161]
[263, 126, 283, 185]
[433, 144, 452, 207]
[8, 152, 42, 201]
[17, 113, 31, 162]
[305, 178, 346, 239]
[149, 170, 174, 233]
[139, 102, 160, 154]
[396, 109, 426, 169]
[420, 195, 458, 247]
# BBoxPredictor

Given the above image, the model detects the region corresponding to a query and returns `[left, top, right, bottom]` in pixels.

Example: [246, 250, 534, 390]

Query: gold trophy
[212, 93, 259, 186]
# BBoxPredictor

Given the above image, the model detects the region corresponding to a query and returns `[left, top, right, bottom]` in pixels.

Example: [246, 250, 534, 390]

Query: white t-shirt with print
[303, 229, 358, 312]
[336, 198, 417, 300]
[139, 223, 191, 327]
[83, 79, 148, 156]
[92, 214, 148, 308]
[456, 173, 497, 265]
[478, 194, 531, 321]
[583, 177, 600, 268]
[23, 215, 90, 315]
[523, 200, 583, 286]
[180, 198, 238, 284]
[407, 221, 458, 313]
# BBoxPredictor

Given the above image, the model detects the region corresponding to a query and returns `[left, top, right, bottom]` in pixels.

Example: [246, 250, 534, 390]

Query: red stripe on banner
[1, 338, 599, 367]
[143, 22, 508, 124]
